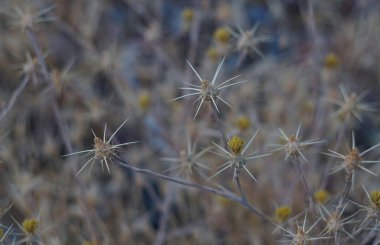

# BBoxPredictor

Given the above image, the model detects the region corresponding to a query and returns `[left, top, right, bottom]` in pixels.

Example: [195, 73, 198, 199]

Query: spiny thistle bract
[171, 58, 247, 118]
[270, 123, 323, 163]
[229, 23, 272, 57]
[275, 213, 330, 245]
[324, 132, 380, 180]
[209, 131, 271, 182]
[162, 135, 210, 179]
[63, 118, 139, 176]
[328, 85, 375, 124]
[318, 204, 357, 240]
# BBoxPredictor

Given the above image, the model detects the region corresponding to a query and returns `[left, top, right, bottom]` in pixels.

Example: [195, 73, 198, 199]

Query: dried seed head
[370, 191, 380, 209]
[326, 212, 340, 233]
[275, 205, 292, 223]
[228, 136, 244, 155]
[292, 228, 310, 245]
[345, 148, 361, 172]
[22, 219, 38, 234]
[94, 137, 113, 159]
[214, 27, 231, 44]
[285, 135, 300, 157]
[314, 189, 330, 204]
[236, 116, 251, 131]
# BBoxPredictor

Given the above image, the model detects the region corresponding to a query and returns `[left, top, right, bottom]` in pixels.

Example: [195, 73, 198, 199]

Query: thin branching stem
[210, 103, 228, 149]
[0, 75, 29, 123]
[117, 159, 273, 223]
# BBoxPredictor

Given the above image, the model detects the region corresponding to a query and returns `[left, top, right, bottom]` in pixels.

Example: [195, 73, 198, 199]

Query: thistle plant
[63, 119, 139, 176]
[162, 135, 210, 179]
[328, 85, 375, 124]
[270, 124, 323, 163]
[171, 58, 247, 118]
[319, 204, 357, 240]
[325, 132, 380, 180]
[5, 4, 55, 32]
[275, 213, 329, 245]
[209, 132, 271, 182]
[229, 23, 272, 57]
[350, 186, 380, 226]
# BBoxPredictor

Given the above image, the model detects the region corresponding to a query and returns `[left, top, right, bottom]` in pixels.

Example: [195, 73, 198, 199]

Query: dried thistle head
[229, 23, 272, 57]
[162, 136, 209, 179]
[63, 119, 139, 176]
[276, 213, 327, 245]
[270, 123, 323, 163]
[319, 204, 356, 239]
[5, 4, 55, 32]
[325, 132, 380, 180]
[171, 58, 247, 118]
[328, 85, 374, 125]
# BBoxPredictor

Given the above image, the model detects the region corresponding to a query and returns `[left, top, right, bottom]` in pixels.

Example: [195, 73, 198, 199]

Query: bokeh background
[0, 0, 380, 244]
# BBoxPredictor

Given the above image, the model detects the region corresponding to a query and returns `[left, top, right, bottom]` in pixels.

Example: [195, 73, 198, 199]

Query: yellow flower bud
[324, 53, 339, 70]
[370, 191, 380, 209]
[275, 205, 292, 222]
[228, 136, 244, 155]
[214, 27, 230, 44]
[314, 189, 330, 204]
[22, 219, 38, 234]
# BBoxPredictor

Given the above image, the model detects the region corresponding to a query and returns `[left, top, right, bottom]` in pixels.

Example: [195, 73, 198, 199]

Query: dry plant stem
[0, 75, 29, 123]
[235, 176, 247, 202]
[336, 171, 353, 213]
[117, 159, 273, 223]
[26, 29, 49, 78]
[361, 220, 380, 245]
[292, 158, 314, 209]
[210, 103, 228, 149]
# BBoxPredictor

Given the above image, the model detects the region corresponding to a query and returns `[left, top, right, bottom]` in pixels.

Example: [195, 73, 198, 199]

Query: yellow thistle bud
[370, 191, 380, 209]
[22, 219, 38, 234]
[0, 228, 4, 238]
[139, 91, 151, 111]
[214, 27, 230, 44]
[324, 53, 339, 70]
[275, 205, 292, 222]
[314, 189, 330, 204]
[82, 241, 97, 245]
[236, 116, 251, 131]
[228, 136, 244, 155]
[207, 47, 219, 61]
[182, 8, 194, 22]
